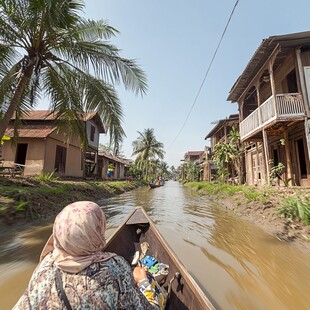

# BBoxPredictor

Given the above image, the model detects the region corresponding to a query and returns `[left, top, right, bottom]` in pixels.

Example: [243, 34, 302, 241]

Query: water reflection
[1, 181, 310, 310]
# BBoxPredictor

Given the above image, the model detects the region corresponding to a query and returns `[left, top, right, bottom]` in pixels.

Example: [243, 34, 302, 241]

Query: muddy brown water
[1, 181, 310, 309]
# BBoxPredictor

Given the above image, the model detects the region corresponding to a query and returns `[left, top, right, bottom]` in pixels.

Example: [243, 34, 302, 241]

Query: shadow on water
[1, 180, 310, 310]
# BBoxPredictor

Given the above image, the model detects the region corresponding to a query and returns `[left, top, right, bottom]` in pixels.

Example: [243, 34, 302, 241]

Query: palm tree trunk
[0, 65, 34, 139]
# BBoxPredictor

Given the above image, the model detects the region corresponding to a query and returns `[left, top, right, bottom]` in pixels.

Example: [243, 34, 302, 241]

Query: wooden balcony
[240, 93, 305, 141]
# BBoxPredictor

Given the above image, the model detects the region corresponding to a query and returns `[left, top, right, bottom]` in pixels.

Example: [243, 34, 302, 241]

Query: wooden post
[304, 118, 310, 161]
[239, 99, 244, 121]
[269, 61, 277, 117]
[262, 129, 270, 185]
[256, 81, 262, 128]
[260, 140, 267, 185]
[295, 48, 310, 116]
[283, 128, 293, 186]
[295, 49, 310, 161]
[255, 142, 260, 185]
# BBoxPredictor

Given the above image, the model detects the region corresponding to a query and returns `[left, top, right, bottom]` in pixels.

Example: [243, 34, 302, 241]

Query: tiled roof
[5, 125, 56, 138]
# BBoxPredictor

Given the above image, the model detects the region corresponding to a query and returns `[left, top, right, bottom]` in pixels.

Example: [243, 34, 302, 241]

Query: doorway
[15, 143, 28, 165]
[54, 145, 67, 174]
[297, 138, 307, 179]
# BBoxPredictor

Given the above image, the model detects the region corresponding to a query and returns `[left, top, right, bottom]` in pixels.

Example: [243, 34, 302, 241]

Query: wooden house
[97, 151, 130, 180]
[1, 110, 105, 177]
[181, 151, 204, 180]
[183, 151, 204, 163]
[199, 146, 214, 181]
[204, 114, 239, 181]
[228, 31, 310, 186]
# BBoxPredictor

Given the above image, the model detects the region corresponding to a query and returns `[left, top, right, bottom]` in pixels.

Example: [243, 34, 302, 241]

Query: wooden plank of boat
[104, 207, 215, 310]
[149, 183, 161, 188]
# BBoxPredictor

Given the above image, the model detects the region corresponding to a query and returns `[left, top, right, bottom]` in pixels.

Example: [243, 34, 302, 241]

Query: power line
[168, 0, 240, 149]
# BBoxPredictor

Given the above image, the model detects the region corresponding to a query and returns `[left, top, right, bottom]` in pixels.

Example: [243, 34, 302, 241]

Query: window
[90, 125, 95, 142]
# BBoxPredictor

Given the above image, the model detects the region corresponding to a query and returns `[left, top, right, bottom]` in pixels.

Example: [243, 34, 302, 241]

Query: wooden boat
[148, 183, 162, 188]
[104, 207, 215, 310]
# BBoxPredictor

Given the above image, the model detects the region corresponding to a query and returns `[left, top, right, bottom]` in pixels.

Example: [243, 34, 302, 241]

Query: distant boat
[103, 207, 215, 310]
[149, 182, 162, 189]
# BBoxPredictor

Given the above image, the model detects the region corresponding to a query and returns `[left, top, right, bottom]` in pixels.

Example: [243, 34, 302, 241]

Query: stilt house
[228, 31, 310, 186]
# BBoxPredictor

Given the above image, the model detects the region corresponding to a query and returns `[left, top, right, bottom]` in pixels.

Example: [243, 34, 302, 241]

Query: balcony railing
[240, 93, 305, 140]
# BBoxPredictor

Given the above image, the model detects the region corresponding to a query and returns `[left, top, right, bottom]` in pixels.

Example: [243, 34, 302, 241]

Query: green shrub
[278, 197, 310, 225]
[32, 170, 59, 184]
[244, 191, 260, 202]
[196, 184, 204, 190]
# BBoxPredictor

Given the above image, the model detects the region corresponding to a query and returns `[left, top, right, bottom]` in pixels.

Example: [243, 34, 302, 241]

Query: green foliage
[132, 128, 165, 180]
[182, 161, 200, 182]
[211, 127, 243, 184]
[32, 170, 59, 184]
[128, 163, 143, 180]
[196, 183, 204, 190]
[269, 161, 286, 185]
[278, 197, 310, 225]
[15, 201, 28, 211]
[244, 191, 260, 202]
[0, 0, 147, 147]
[188, 182, 203, 190]
[0, 206, 8, 214]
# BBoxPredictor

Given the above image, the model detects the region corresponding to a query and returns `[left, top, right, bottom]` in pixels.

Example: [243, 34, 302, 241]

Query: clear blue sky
[38, 0, 310, 167]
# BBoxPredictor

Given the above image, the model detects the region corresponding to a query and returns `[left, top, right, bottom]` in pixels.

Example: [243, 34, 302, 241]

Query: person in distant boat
[13, 201, 161, 309]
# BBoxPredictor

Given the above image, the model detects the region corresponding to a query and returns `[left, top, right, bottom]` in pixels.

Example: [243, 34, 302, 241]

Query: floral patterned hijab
[40, 201, 115, 273]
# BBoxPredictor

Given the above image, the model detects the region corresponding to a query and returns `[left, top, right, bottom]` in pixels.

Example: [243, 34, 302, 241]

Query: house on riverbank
[228, 31, 310, 186]
[1, 110, 104, 177]
[181, 151, 204, 180]
[203, 114, 240, 182]
[97, 151, 130, 180]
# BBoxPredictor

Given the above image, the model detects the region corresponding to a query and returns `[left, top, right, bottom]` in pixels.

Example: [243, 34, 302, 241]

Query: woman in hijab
[13, 201, 159, 309]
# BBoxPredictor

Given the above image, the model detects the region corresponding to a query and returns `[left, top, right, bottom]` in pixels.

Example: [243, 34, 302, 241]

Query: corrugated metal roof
[12, 110, 56, 120]
[5, 125, 56, 138]
[98, 151, 129, 165]
[227, 31, 310, 102]
[11, 110, 105, 133]
[205, 114, 239, 139]
[185, 151, 204, 156]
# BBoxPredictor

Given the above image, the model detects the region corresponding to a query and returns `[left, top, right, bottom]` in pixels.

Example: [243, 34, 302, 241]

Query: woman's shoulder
[100, 255, 130, 270]
[84, 255, 129, 276]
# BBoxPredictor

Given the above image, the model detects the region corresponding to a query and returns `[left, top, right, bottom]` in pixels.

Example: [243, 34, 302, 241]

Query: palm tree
[0, 0, 147, 151]
[149, 158, 160, 180]
[132, 128, 165, 180]
[212, 127, 244, 184]
[158, 161, 169, 179]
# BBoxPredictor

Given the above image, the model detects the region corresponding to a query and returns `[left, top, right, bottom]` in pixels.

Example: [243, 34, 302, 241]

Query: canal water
[1, 180, 310, 309]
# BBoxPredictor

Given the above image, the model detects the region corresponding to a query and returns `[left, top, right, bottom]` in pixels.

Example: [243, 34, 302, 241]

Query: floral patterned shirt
[13, 253, 158, 310]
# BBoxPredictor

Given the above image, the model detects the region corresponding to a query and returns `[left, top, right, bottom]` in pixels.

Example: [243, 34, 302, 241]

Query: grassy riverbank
[185, 182, 310, 253]
[2, 177, 310, 253]
[0, 177, 145, 225]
